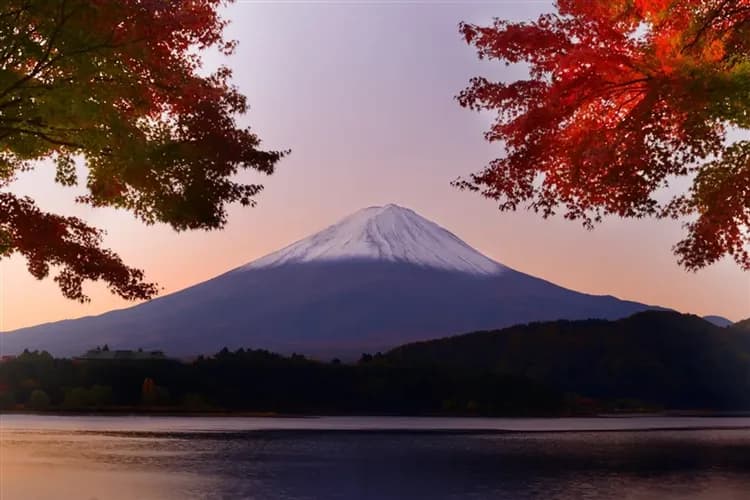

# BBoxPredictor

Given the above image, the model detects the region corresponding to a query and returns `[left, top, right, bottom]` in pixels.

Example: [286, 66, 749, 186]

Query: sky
[1, 0, 748, 332]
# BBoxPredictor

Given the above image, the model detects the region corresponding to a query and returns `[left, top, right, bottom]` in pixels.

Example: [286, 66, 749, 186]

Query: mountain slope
[386, 311, 750, 409]
[2, 204, 659, 358]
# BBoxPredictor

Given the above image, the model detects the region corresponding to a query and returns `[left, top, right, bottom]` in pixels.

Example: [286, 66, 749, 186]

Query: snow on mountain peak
[243, 204, 506, 275]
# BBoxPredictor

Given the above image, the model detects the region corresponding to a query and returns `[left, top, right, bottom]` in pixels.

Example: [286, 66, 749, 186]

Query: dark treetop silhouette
[0, 0, 285, 301]
[458, 0, 750, 270]
[2, 312, 748, 415]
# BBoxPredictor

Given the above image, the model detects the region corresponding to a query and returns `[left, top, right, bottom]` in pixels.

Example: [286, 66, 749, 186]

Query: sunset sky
[1, 0, 748, 332]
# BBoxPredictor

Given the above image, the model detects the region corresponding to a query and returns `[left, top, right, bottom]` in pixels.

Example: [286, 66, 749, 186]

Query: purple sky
[2, 0, 748, 331]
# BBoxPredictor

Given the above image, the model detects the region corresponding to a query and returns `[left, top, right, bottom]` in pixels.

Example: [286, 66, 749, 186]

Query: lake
[1, 415, 749, 499]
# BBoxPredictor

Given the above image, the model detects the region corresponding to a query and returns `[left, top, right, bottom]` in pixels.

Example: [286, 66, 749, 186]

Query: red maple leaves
[459, 0, 750, 270]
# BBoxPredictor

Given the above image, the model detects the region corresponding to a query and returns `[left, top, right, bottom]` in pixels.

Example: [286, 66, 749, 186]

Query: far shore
[3, 409, 750, 419]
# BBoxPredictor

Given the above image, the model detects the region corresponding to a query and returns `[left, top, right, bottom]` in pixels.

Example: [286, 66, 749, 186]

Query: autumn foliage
[458, 0, 750, 270]
[0, 0, 284, 301]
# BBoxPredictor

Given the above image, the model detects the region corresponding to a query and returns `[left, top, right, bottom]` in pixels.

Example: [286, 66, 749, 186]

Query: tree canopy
[458, 0, 750, 270]
[0, 0, 285, 301]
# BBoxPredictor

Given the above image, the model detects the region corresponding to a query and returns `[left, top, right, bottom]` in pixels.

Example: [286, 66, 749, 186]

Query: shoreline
[2, 410, 749, 418]
[2, 413, 750, 436]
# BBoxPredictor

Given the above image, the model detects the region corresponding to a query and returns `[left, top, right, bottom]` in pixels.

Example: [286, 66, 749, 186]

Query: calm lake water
[2, 415, 750, 500]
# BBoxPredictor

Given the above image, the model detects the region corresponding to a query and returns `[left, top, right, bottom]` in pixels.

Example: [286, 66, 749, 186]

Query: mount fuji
[2, 204, 658, 358]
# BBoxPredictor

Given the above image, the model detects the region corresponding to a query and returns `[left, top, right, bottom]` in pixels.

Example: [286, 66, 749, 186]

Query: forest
[390, 311, 750, 410]
[2, 311, 747, 416]
[0, 348, 564, 416]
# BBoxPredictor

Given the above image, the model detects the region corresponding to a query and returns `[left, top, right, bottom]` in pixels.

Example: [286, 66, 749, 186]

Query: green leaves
[0, 0, 286, 301]
[674, 141, 750, 270]
[53, 153, 77, 186]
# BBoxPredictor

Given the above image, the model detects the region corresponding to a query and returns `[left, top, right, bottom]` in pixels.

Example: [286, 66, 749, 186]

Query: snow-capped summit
[244, 204, 506, 275]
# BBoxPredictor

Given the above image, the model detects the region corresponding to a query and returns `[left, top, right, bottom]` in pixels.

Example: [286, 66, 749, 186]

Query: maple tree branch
[682, 1, 750, 53]
[0, 191, 158, 301]
[0, 126, 84, 148]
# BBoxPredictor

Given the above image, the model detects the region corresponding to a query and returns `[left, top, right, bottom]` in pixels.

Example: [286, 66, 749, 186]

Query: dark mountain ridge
[387, 311, 750, 410]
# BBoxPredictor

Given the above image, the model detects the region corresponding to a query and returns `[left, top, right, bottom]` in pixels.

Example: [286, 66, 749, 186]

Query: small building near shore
[76, 347, 167, 361]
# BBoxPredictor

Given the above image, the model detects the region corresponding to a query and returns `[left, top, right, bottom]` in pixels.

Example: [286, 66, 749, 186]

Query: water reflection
[1, 417, 749, 499]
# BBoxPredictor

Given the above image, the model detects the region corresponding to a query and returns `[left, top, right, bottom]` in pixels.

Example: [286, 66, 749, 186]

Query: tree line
[0, 348, 567, 416]
[6, 312, 746, 415]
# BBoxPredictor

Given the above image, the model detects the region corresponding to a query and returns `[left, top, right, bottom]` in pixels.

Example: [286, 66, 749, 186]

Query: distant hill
[703, 315, 734, 327]
[387, 311, 750, 410]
